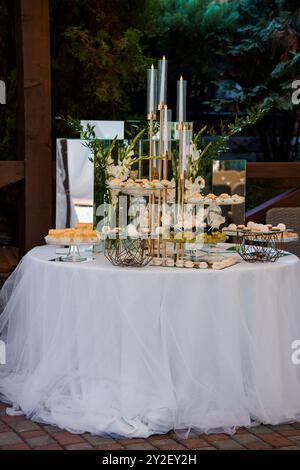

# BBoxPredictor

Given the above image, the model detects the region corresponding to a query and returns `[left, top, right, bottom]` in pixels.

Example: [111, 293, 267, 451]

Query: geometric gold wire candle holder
[105, 237, 153, 267]
[236, 231, 283, 263]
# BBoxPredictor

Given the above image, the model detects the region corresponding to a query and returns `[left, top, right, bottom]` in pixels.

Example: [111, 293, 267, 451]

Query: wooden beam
[246, 186, 300, 223]
[247, 162, 300, 179]
[16, 0, 52, 254]
[0, 161, 24, 188]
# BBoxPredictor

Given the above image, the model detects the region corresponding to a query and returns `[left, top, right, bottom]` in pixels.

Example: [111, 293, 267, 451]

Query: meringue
[198, 262, 208, 269]
[184, 260, 194, 268]
[176, 259, 184, 268]
[277, 223, 286, 232]
[166, 258, 175, 267]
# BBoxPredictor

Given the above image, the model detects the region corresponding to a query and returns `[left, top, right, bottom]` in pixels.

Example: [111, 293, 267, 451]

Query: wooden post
[15, 0, 52, 254]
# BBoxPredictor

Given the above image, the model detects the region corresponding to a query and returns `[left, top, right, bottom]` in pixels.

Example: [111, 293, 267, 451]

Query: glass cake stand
[45, 238, 101, 262]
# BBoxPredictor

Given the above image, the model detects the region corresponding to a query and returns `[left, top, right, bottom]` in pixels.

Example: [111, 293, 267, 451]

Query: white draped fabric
[0, 246, 300, 438]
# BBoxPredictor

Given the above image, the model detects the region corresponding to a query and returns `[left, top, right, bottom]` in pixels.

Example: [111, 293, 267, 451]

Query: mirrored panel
[80, 121, 125, 140]
[56, 139, 94, 229]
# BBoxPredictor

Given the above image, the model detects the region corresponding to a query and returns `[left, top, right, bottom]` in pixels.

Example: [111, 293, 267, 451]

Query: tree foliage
[0, 0, 300, 159]
[51, 0, 160, 136]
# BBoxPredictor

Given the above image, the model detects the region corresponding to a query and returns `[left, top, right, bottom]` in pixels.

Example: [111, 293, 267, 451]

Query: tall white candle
[149, 64, 155, 114]
[159, 56, 166, 105]
[179, 76, 184, 123]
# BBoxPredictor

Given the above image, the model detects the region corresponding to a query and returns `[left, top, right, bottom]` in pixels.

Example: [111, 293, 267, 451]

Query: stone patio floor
[0, 402, 300, 450]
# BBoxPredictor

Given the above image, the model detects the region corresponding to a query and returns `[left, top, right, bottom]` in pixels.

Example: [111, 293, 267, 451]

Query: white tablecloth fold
[1, 246, 300, 437]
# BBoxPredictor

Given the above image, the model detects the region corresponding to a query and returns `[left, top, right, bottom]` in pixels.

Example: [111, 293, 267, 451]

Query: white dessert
[143, 180, 154, 189]
[232, 194, 244, 203]
[212, 262, 223, 270]
[199, 262, 208, 269]
[176, 260, 184, 268]
[166, 258, 175, 267]
[184, 260, 194, 268]
[126, 224, 139, 237]
[161, 179, 171, 188]
[225, 223, 237, 231]
[152, 179, 164, 189]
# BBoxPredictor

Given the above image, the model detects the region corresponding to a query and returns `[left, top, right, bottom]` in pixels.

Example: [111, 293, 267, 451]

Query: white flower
[190, 144, 201, 162]
[108, 163, 130, 181]
[185, 176, 205, 195]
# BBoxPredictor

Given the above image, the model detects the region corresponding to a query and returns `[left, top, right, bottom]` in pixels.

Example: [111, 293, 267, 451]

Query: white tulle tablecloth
[1, 246, 300, 438]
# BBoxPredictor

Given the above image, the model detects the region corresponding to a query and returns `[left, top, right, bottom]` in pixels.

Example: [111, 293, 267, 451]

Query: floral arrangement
[60, 117, 149, 206]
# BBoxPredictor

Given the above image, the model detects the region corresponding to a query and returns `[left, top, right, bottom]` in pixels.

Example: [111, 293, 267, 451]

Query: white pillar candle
[149, 65, 155, 114]
[159, 56, 166, 106]
[179, 76, 184, 123]
[177, 75, 187, 123]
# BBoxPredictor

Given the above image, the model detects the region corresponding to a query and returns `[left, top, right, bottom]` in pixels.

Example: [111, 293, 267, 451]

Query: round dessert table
[1, 245, 300, 438]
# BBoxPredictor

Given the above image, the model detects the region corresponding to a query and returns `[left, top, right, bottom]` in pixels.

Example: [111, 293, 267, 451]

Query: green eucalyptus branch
[192, 106, 270, 174]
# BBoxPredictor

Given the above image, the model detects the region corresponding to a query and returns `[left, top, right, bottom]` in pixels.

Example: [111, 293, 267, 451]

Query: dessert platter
[45, 225, 101, 262]
[108, 178, 175, 190]
[221, 221, 298, 262]
[222, 221, 298, 241]
[151, 255, 238, 270]
[186, 192, 245, 205]
[107, 178, 175, 196]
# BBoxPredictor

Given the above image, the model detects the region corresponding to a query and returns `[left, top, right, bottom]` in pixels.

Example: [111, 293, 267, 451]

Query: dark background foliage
[1, 0, 300, 156]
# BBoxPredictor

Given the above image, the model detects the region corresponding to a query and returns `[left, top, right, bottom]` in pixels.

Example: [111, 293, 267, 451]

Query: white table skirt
[1, 246, 300, 438]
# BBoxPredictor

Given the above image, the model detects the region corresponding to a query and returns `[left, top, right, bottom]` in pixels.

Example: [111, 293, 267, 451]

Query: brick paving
[0, 402, 300, 450]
